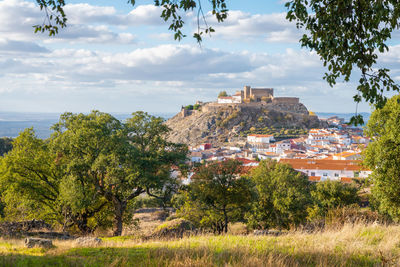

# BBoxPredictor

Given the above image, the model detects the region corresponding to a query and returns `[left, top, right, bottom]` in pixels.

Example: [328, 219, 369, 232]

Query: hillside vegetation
[1, 223, 400, 266]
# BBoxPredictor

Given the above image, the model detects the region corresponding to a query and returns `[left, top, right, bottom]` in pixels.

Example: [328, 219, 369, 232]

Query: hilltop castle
[217, 86, 299, 105]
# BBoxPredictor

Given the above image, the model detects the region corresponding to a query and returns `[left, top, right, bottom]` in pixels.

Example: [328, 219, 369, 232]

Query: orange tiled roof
[340, 177, 353, 183]
[308, 176, 321, 182]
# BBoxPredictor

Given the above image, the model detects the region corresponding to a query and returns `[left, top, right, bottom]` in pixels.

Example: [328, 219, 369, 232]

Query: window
[311, 172, 315, 176]
[354, 172, 359, 178]
[334, 173, 339, 177]
[323, 173, 328, 176]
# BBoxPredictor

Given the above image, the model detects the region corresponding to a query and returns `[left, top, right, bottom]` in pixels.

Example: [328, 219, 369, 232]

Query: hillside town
[187, 117, 371, 183]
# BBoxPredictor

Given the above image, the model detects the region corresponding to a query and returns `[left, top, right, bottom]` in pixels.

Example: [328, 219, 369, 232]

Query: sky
[0, 0, 399, 115]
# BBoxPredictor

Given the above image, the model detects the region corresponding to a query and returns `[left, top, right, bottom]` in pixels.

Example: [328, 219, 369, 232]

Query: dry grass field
[1, 223, 400, 266]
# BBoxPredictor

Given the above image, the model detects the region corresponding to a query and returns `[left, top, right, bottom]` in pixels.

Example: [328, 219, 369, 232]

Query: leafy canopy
[34, 0, 227, 42]
[364, 95, 400, 221]
[286, 0, 400, 124]
[51, 110, 187, 236]
[307, 180, 360, 220]
[178, 160, 253, 234]
[247, 159, 313, 230]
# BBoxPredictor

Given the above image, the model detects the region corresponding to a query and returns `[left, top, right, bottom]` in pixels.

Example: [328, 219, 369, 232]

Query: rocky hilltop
[165, 101, 324, 146]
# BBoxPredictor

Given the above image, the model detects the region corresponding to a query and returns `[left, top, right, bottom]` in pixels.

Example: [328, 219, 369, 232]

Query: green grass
[1, 224, 400, 266]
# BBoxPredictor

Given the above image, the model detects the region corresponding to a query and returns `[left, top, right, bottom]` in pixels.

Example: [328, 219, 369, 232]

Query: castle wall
[244, 86, 251, 100]
[251, 88, 274, 99]
[272, 97, 299, 104]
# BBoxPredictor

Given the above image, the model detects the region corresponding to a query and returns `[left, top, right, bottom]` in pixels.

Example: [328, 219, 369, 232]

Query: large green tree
[51, 111, 187, 236]
[364, 95, 400, 221]
[247, 159, 313, 230]
[0, 128, 106, 233]
[0, 129, 62, 223]
[178, 160, 253, 234]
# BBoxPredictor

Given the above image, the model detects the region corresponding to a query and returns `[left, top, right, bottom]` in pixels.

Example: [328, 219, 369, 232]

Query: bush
[247, 160, 313, 230]
[308, 180, 360, 221]
[151, 218, 195, 239]
[184, 105, 193, 110]
[135, 196, 163, 209]
[325, 205, 389, 229]
[218, 91, 228, 97]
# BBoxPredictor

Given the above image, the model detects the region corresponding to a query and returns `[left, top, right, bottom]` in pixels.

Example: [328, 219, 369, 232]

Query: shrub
[247, 160, 313, 230]
[308, 180, 360, 221]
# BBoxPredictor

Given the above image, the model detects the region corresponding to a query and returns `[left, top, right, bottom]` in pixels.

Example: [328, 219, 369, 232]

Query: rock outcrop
[166, 101, 323, 145]
[25, 238, 53, 248]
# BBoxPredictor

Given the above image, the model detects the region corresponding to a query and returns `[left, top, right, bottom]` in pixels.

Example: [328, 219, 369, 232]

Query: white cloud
[203, 11, 302, 43]
[63, 4, 165, 26]
[0, 39, 49, 53]
[0, 0, 139, 44]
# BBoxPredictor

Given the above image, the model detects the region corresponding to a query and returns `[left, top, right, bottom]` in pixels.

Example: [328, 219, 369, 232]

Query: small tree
[247, 159, 313, 230]
[307, 180, 360, 220]
[218, 91, 228, 97]
[179, 160, 253, 234]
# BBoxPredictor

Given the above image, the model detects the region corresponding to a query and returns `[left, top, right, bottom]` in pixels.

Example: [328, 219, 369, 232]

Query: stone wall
[251, 88, 274, 99]
[272, 97, 299, 105]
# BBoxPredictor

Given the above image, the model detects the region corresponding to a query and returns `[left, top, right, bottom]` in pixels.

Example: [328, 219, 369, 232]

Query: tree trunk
[76, 213, 91, 235]
[112, 200, 126, 236]
[223, 208, 228, 233]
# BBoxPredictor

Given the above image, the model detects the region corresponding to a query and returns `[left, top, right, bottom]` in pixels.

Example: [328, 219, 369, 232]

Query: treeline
[175, 159, 364, 234]
[0, 111, 187, 236]
[1, 94, 400, 236]
[0, 110, 362, 236]
[0, 110, 367, 236]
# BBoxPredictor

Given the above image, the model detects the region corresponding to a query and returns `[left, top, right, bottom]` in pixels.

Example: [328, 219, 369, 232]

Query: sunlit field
[1, 223, 400, 266]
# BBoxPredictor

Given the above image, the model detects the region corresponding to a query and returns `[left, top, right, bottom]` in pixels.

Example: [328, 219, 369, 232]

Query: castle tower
[244, 85, 251, 100]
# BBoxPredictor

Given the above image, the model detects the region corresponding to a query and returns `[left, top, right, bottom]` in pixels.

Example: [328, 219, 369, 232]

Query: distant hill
[0, 112, 175, 139]
[316, 112, 370, 124]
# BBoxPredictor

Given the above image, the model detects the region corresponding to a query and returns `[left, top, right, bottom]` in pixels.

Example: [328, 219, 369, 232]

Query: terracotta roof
[333, 151, 359, 157]
[308, 176, 321, 182]
[340, 177, 353, 183]
[235, 158, 259, 164]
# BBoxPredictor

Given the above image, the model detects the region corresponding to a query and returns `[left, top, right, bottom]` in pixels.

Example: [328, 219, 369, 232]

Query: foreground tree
[0, 129, 62, 223]
[52, 111, 187, 236]
[0, 128, 106, 233]
[307, 180, 360, 220]
[247, 159, 313, 230]
[364, 95, 400, 221]
[179, 160, 253, 234]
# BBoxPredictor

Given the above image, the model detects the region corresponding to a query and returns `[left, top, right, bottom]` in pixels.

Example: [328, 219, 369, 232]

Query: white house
[280, 159, 371, 182]
[247, 134, 275, 144]
[217, 95, 242, 104]
[190, 152, 202, 162]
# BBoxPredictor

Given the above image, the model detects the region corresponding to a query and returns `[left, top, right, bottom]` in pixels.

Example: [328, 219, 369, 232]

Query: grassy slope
[1, 224, 400, 266]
